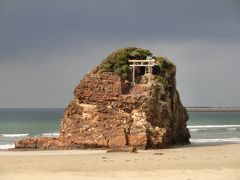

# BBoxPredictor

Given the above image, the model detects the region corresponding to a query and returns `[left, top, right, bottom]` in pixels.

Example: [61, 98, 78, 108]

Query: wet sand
[0, 143, 240, 180]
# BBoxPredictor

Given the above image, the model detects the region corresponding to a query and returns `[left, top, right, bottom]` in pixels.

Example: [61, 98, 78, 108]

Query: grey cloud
[1, 0, 240, 61]
[0, 0, 240, 107]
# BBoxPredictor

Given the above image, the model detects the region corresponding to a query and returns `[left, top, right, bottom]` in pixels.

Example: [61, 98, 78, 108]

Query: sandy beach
[0, 143, 239, 180]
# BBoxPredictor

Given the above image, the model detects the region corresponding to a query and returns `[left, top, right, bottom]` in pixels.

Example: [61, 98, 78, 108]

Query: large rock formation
[15, 47, 190, 150]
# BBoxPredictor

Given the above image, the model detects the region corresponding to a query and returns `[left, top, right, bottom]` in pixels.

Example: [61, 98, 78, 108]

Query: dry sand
[0, 144, 240, 180]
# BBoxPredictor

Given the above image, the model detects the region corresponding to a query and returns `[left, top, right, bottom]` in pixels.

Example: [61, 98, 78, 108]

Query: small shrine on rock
[129, 56, 156, 85]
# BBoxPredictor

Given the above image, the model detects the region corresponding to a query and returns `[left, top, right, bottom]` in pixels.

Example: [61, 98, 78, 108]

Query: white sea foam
[0, 144, 15, 149]
[42, 132, 59, 137]
[189, 129, 199, 132]
[1, 134, 29, 138]
[227, 128, 237, 131]
[189, 128, 208, 132]
[188, 125, 240, 129]
[190, 137, 240, 143]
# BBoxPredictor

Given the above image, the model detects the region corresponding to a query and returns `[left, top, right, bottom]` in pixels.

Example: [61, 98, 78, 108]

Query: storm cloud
[0, 0, 240, 107]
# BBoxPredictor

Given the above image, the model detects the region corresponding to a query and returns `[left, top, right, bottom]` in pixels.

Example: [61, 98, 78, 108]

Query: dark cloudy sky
[1, 0, 240, 108]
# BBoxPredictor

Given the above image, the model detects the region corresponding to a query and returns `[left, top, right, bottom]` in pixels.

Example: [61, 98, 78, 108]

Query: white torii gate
[129, 57, 156, 84]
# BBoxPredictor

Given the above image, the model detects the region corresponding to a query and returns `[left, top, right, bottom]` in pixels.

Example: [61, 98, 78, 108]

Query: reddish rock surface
[15, 137, 66, 150]
[15, 49, 190, 150]
[15, 73, 190, 150]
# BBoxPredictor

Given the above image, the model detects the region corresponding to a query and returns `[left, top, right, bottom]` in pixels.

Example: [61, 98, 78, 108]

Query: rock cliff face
[15, 47, 190, 150]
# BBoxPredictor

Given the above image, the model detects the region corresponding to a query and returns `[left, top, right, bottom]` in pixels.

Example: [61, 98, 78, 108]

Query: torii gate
[129, 57, 156, 84]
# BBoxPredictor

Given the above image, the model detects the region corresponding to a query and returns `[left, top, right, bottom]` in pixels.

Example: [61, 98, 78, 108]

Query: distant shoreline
[186, 107, 240, 112]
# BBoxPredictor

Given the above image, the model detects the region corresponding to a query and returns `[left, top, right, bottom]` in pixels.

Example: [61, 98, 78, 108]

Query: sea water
[0, 108, 63, 149]
[188, 112, 240, 143]
[0, 109, 240, 149]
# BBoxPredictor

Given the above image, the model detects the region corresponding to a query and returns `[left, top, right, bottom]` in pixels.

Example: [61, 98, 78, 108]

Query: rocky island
[15, 47, 190, 150]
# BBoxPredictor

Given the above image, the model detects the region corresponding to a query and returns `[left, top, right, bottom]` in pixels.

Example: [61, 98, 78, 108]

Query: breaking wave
[227, 128, 237, 131]
[42, 132, 59, 137]
[189, 128, 208, 132]
[188, 125, 240, 129]
[1, 134, 29, 138]
[0, 144, 15, 149]
[190, 137, 240, 143]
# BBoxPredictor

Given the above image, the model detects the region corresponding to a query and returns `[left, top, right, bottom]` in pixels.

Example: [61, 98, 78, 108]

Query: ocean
[188, 111, 240, 144]
[0, 109, 239, 149]
[0, 108, 63, 149]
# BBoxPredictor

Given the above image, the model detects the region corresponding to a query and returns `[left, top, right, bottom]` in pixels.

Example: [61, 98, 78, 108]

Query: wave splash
[0, 144, 15, 149]
[227, 128, 237, 131]
[189, 128, 208, 132]
[190, 137, 240, 143]
[0, 132, 59, 150]
[42, 132, 59, 137]
[1, 134, 29, 138]
[188, 125, 240, 129]
[1, 132, 60, 138]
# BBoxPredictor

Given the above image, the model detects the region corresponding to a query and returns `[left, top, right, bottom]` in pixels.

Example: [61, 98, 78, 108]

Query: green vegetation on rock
[97, 47, 175, 88]
[153, 56, 175, 76]
[97, 47, 152, 79]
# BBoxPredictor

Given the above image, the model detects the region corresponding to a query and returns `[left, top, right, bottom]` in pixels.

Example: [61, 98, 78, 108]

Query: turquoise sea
[0, 108, 239, 149]
[0, 108, 63, 149]
[188, 111, 240, 144]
